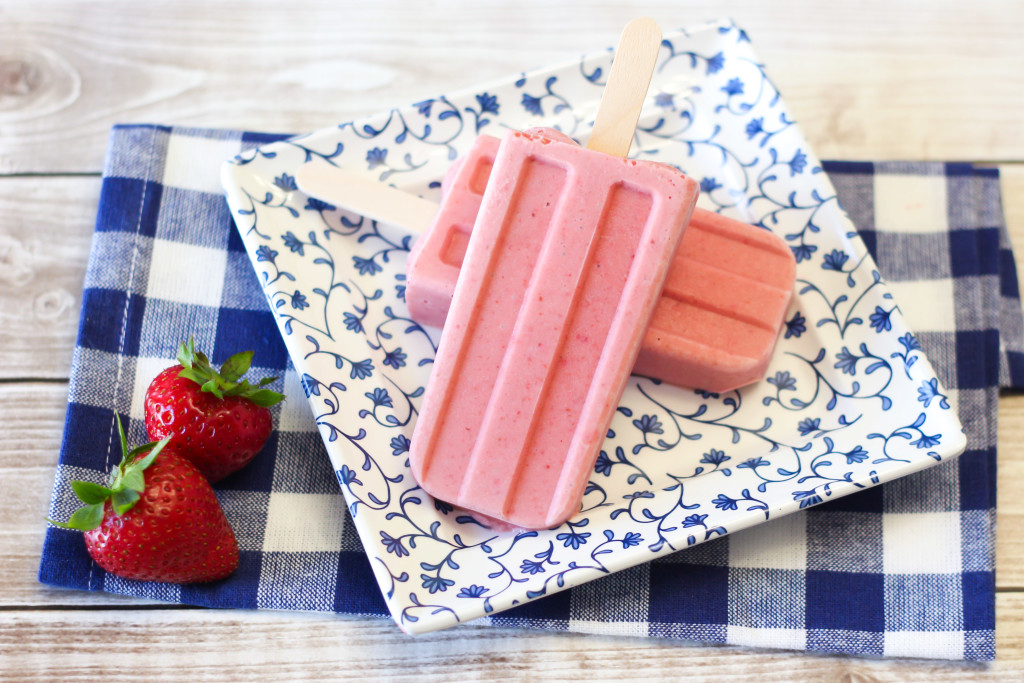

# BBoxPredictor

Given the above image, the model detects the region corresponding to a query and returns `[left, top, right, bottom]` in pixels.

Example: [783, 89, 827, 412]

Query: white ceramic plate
[221, 19, 965, 634]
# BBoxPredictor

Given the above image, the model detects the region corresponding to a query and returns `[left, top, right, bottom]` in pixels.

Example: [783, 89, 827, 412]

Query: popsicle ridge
[490, 179, 660, 523]
[363, 130, 796, 395]
[411, 129, 698, 528]
[660, 270, 785, 335]
[680, 218, 795, 289]
[414, 152, 567, 497]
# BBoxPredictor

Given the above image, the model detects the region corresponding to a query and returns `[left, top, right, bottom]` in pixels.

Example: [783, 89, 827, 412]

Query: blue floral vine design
[867, 412, 943, 463]
[892, 333, 923, 379]
[516, 75, 581, 135]
[522, 530, 646, 599]
[711, 488, 770, 520]
[610, 476, 702, 553]
[373, 555, 409, 600]
[341, 96, 466, 169]
[233, 182, 299, 240]
[768, 344, 895, 412]
[797, 268, 888, 338]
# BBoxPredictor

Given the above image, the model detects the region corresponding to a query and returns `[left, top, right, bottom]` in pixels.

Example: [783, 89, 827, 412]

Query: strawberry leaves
[176, 338, 284, 407]
[61, 483, 108, 530]
[49, 417, 171, 531]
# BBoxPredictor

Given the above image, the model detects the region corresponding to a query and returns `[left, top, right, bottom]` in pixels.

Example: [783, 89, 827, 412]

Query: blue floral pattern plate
[221, 19, 965, 634]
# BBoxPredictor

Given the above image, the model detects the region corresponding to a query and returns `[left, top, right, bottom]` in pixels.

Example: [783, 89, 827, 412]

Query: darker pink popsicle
[406, 133, 797, 392]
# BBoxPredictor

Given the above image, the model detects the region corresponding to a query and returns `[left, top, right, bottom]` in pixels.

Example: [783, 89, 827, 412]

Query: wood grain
[998, 396, 1024, 589]
[0, 177, 97, 380]
[997, 167, 1024, 591]
[0, 598, 1020, 682]
[1003, 167, 1024, 258]
[0, 1, 1022, 173]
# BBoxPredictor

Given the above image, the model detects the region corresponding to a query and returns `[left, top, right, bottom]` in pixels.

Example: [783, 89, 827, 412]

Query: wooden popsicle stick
[296, 19, 661, 229]
[586, 17, 662, 158]
[294, 159, 438, 232]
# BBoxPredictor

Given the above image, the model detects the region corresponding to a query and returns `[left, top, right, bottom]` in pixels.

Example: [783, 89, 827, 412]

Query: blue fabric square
[949, 227, 1000, 278]
[181, 551, 263, 609]
[943, 163, 979, 178]
[333, 550, 389, 615]
[256, 552, 342, 611]
[647, 563, 729, 625]
[1001, 247, 1021, 298]
[807, 570, 884, 631]
[213, 307, 289, 370]
[218, 490, 270, 552]
[104, 125, 171, 180]
[961, 572, 995, 632]
[872, 232, 954, 281]
[958, 448, 995, 511]
[976, 226, 1001, 275]
[947, 166, 998, 231]
[78, 288, 145, 358]
[58, 403, 120, 471]
[38, 527, 103, 592]
[96, 177, 163, 237]
[960, 511, 994, 574]
[955, 330, 999, 389]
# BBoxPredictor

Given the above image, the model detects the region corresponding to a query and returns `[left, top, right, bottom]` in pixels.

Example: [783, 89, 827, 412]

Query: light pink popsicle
[406, 133, 797, 392]
[408, 128, 699, 529]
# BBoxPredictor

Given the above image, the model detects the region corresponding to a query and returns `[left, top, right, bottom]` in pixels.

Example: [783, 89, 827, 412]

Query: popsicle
[410, 18, 700, 529]
[295, 133, 797, 393]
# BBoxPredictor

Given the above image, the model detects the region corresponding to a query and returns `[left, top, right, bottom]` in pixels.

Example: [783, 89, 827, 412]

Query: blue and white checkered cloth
[40, 125, 1023, 660]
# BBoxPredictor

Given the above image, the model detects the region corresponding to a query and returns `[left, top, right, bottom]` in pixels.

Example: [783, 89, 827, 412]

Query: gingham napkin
[39, 125, 1022, 661]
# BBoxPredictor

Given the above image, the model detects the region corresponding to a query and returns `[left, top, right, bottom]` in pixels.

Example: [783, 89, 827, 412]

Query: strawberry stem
[47, 417, 171, 532]
[175, 338, 284, 407]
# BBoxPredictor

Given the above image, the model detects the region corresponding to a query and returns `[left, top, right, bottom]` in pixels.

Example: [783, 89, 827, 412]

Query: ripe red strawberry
[144, 339, 285, 482]
[49, 418, 238, 583]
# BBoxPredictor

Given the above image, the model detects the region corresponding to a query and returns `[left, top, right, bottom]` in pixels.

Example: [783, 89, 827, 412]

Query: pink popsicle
[409, 127, 699, 529]
[406, 133, 797, 392]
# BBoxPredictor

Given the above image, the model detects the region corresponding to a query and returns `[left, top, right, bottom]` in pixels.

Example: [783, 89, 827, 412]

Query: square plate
[221, 19, 965, 634]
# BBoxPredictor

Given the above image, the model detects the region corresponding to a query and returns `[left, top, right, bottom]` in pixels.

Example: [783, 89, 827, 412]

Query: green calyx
[175, 338, 284, 408]
[48, 416, 172, 532]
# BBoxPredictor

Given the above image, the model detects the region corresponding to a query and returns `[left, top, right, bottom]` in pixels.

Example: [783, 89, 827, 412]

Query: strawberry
[49, 418, 238, 583]
[144, 339, 284, 482]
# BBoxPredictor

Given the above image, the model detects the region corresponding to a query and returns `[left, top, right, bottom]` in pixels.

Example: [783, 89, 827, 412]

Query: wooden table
[2, 1, 1022, 679]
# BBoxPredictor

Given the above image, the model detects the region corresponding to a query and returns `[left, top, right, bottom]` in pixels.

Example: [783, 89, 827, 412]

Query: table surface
[2, 1, 1023, 679]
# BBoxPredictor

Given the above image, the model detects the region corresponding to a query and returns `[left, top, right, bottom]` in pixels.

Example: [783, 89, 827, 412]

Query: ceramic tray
[221, 19, 966, 633]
